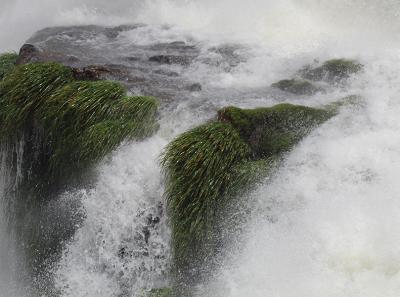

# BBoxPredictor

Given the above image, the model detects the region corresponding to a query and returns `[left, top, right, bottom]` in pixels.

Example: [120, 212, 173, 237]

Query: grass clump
[162, 122, 251, 276]
[0, 62, 74, 135]
[0, 62, 159, 181]
[42, 82, 158, 177]
[0, 52, 18, 79]
[0, 61, 159, 278]
[162, 102, 337, 284]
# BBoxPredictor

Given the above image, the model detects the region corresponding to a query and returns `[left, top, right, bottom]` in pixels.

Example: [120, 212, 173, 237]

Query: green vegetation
[301, 58, 363, 82]
[0, 62, 74, 135]
[162, 102, 337, 284]
[218, 103, 333, 158]
[162, 122, 251, 273]
[0, 59, 159, 279]
[142, 288, 174, 297]
[0, 62, 159, 181]
[0, 52, 18, 79]
[271, 79, 322, 95]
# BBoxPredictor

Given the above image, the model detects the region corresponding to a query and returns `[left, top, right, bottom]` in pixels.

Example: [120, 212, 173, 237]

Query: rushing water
[2, 0, 400, 296]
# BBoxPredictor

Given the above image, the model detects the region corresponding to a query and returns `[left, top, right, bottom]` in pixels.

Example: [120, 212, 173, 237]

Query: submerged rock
[149, 55, 193, 65]
[185, 83, 202, 92]
[271, 79, 323, 95]
[300, 58, 363, 82]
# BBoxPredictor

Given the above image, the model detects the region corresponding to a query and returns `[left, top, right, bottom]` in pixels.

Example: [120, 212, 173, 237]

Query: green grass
[0, 60, 160, 275]
[0, 62, 73, 135]
[162, 122, 251, 272]
[0, 52, 18, 80]
[162, 102, 338, 283]
[218, 103, 333, 158]
[0, 61, 159, 180]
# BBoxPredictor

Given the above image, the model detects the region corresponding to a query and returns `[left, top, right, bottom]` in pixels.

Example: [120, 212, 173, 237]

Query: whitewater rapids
[1, 0, 400, 296]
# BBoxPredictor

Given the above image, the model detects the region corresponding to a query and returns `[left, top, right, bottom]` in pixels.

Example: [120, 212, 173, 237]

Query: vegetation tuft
[162, 122, 250, 275]
[0, 52, 18, 80]
[0, 62, 159, 181]
[162, 102, 339, 285]
[0, 59, 159, 276]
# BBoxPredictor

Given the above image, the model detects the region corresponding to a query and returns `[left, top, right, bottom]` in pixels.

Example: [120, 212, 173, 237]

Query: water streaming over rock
[1, 0, 400, 296]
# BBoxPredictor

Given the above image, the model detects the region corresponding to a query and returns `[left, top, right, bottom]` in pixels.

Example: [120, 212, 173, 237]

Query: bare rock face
[17, 25, 206, 105]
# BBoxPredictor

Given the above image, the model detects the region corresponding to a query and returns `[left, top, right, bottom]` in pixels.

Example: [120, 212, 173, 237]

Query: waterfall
[1, 0, 400, 296]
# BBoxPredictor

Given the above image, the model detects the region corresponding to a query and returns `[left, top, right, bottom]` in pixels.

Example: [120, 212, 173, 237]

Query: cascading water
[2, 0, 400, 296]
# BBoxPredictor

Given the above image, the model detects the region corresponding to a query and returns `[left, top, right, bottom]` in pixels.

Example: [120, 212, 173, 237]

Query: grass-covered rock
[271, 79, 322, 95]
[301, 58, 363, 82]
[0, 62, 158, 181]
[218, 103, 333, 158]
[162, 102, 336, 285]
[0, 52, 18, 79]
[162, 122, 251, 278]
[0, 60, 159, 276]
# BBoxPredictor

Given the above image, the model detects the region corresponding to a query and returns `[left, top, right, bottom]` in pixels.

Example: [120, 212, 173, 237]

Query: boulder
[300, 58, 363, 82]
[271, 79, 323, 95]
[149, 55, 193, 66]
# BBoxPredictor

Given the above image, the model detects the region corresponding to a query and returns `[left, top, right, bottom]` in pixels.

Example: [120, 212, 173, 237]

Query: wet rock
[153, 69, 180, 77]
[149, 55, 193, 66]
[16, 43, 81, 66]
[72, 65, 111, 81]
[300, 59, 363, 82]
[271, 79, 323, 95]
[72, 64, 129, 81]
[186, 83, 202, 92]
[16, 44, 40, 64]
[104, 24, 145, 39]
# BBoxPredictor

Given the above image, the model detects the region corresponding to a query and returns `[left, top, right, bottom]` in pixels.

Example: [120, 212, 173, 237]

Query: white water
[2, 0, 400, 296]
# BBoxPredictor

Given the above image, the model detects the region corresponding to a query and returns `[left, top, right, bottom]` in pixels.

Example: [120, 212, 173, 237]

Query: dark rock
[16, 44, 40, 65]
[300, 59, 363, 82]
[123, 56, 140, 62]
[271, 79, 323, 95]
[72, 65, 111, 81]
[104, 24, 146, 39]
[149, 55, 193, 66]
[186, 83, 202, 92]
[153, 69, 180, 77]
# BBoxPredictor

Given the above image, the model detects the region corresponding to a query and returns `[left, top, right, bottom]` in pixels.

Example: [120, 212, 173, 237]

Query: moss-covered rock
[271, 79, 322, 95]
[162, 103, 336, 286]
[218, 103, 333, 158]
[301, 58, 363, 82]
[0, 52, 18, 79]
[142, 288, 174, 297]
